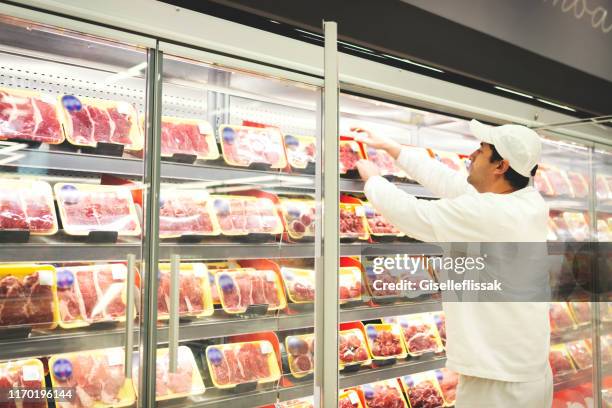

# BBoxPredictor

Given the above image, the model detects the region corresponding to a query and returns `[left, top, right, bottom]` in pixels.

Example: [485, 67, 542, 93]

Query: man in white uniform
[356, 120, 552, 408]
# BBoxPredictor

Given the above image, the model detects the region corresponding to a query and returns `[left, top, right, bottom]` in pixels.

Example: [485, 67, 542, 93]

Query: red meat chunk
[370, 330, 403, 357]
[364, 382, 406, 408]
[407, 380, 444, 408]
[340, 208, 365, 236]
[339, 143, 360, 173]
[549, 350, 573, 377]
[0, 272, 54, 328]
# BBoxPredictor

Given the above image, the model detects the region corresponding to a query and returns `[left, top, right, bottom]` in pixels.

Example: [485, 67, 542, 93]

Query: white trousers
[455, 367, 553, 408]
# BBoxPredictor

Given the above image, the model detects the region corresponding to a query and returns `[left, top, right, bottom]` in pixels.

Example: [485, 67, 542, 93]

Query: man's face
[467, 143, 501, 192]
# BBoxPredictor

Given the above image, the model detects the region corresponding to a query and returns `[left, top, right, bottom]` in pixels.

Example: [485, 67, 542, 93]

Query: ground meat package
[0, 358, 47, 408]
[280, 267, 315, 304]
[338, 329, 371, 368]
[0, 87, 63, 144]
[59, 95, 142, 150]
[279, 198, 316, 240]
[0, 178, 58, 235]
[363, 146, 405, 178]
[361, 202, 402, 238]
[434, 368, 458, 406]
[57, 264, 135, 329]
[285, 333, 314, 378]
[0, 264, 58, 330]
[54, 183, 141, 236]
[549, 344, 577, 378]
[384, 314, 444, 356]
[205, 340, 281, 389]
[339, 390, 364, 408]
[360, 379, 408, 408]
[159, 116, 219, 160]
[401, 372, 445, 408]
[339, 203, 369, 240]
[550, 302, 577, 333]
[220, 124, 287, 168]
[49, 347, 135, 408]
[339, 140, 364, 174]
[216, 268, 286, 314]
[159, 189, 220, 238]
[284, 134, 316, 170]
[566, 340, 592, 370]
[212, 195, 284, 236]
[157, 262, 214, 319]
[132, 346, 205, 401]
[276, 396, 315, 408]
[365, 323, 407, 360]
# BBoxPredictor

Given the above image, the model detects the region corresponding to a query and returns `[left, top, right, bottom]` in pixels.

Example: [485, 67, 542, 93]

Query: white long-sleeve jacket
[364, 147, 550, 382]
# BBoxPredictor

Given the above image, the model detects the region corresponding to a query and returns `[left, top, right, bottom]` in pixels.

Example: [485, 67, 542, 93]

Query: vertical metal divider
[124, 254, 136, 378]
[314, 21, 339, 408]
[168, 254, 180, 373]
[139, 44, 163, 408]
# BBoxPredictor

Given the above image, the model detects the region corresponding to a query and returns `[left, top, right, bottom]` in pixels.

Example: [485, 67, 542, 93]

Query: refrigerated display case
[0, 1, 609, 407]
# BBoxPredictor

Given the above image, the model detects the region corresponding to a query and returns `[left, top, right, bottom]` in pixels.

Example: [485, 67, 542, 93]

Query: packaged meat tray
[339, 266, 362, 303]
[0, 358, 48, 408]
[159, 188, 220, 238]
[219, 124, 287, 168]
[534, 169, 555, 196]
[401, 372, 445, 408]
[568, 301, 591, 325]
[54, 183, 141, 236]
[360, 379, 408, 408]
[361, 202, 402, 237]
[0, 178, 58, 235]
[550, 302, 576, 333]
[49, 347, 135, 408]
[205, 340, 281, 389]
[365, 323, 407, 360]
[549, 344, 576, 377]
[339, 140, 364, 174]
[338, 329, 371, 368]
[339, 390, 364, 408]
[596, 175, 611, 201]
[284, 134, 316, 170]
[216, 269, 286, 314]
[280, 267, 315, 304]
[212, 195, 284, 236]
[160, 116, 219, 160]
[566, 171, 589, 198]
[57, 264, 134, 329]
[276, 396, 314, 408]
[285, 333, 314, 378]
[132, 346, 205, 401]
[363, 264, 403, 299]
[205, 261, 240, 305]
[363, 146, 404, 178]
[429, 149, 467, 176]
[339, 203, 369, 240]
[541, 166, 574, 197]
[157, 263, 214, 319]
[385, 314, 444, 356]
[435, 368, 458, 406]
[0, 264, 58, 330]
[562, 212, 590, 241]
[432, 312, 446, 346]
[0, 87, 63, 144]
[59, 95, 142, 150]
[597, 219, 612, 241]
[279, 198, 316, 240]
[566, 340, 592, 370]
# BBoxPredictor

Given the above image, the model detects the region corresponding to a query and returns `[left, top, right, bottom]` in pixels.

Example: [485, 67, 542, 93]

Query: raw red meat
[0, 361, 45, 408]
[292, 281, 315, 302]
[366, 270, 400, 297]
[339, 331, 369, 365]
[339, 142, 361, 173]
[570, 302, 591, 324]
[95, 268, 126, 318]
[549, 349, 574, 377]
[76, 270, 98, 321]
[369, 330, 403, 357]
[0, 89, 62, 143]
[209, 342, 274, 386]
[0, 190, 28, 231]
[567, 172, 588, 198]
[367, 147, 400, 176]
[219, 270, 281, 312]
[161, 120, 211, 158]
[566, 341, 592, 369]
[402, 323, 438, 354]
[132, 347, 198, 398]
[214, 197, 280, 235]
[159, 193, 215, 237]
[340, 208, 365, 236]
[534, 171, 554, 196]
[362, 381, 405, 408]
[550, 303, 573, 332]
[0, 272, 54, 328]
[339, 398, 355, 408]
[436, 369, 458, 405]
[544, 168, 573, 197]
[221, 126, 285, 167]
[106, 107, 133, 145]
[157, 270, 207, 318]
[406, 380, 444, 408]
[433, 314, 446, 346]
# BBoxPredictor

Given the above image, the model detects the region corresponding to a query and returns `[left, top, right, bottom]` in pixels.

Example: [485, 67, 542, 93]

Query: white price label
[37, 270, 53, 286]
[198, 122, 212, 135]
[107, 350, 124, 366]
[355, 206, 365, 217]
[111, 264, 127, 280]
[348, 391, 359, 405]
[265, 271, 276, 282]
[116, 101, 132, 115]
[350, 143, 360, 152]
[260, 342, 273, 354]
[193, 263, 207, 278]
[41, 94, 57, 105]
[21, 364, 41, 381]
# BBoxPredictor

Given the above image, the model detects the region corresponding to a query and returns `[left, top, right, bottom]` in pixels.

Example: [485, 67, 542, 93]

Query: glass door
[0, 12, 152, 408]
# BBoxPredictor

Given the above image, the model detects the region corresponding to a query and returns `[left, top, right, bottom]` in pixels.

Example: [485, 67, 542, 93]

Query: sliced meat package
[549, 344, 576, 378]
[205, 340, 280, 388]
[401, 373, 445, 408]
[339, 203, 369, 240]
[59, 95, 142, 150]
[0, 178, 58, 235]
[276, 396, 315, 408]
[364, 146, 404, 178]
[159, 189, 220, 238]
[385, 314, 444, 356]
[429, 150, 467, 176]
[432, 313, 446, 346]
[280, 267, 315, 304]
[0, 264, 57, 329]
[534, 169, 555, 196]
[220, 125, 287, 168]
[57, 264, 134, 328]
[54, 183, 141, 236]
[49, 348, 135, 408]
[361, 202, 402, 237]
[205, 261, 241, 305]
[160, 116, 219, 160]
[212, 195, 283, 236]
[339, 267, 362, 303]
[339, 140, 364, 174]
[360, 379, 408, 408]
[596, 175, 612, 201]
[338, 329, 371, 368]
[0, 87, 63, 144]
[550, 302, 576, 333]
[562, 212, 590, 241]
[279, 198, 316, 240]
[365, 323, 407, 360]
[339, 390, 364, 408]
[542, 166, 575, 197]
[157, 262, 213, 319]
[132, 346, 205, 401]
[216, 269, 285, 314]
[566, 340, 592, 370]
[568, 301, 591, 325]
[0, 358, 47, 408]
[435, 368, 458, 406]
[566, 171, 589, 198]
[284, 134, 316, 170]
[285, 333, 314, 377]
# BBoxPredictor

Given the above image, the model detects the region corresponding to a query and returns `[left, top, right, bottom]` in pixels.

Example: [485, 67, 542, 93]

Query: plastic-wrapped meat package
[362, 203, 401, 236]
[549, 344, 576, 377]
[389, 314, 443, 356]
[542, 167, 574, 197]
[365, 146, 403, 177]
[49, 348, 135, 408]
[276, 397, 315, 408]
[54, 183, 141, 236]
[279, 198, 316, 240]
[0, 87, 63, 144]
[365, 324, 406, 359]
[566, 172, 589, 198]
[549, 303, 575, 333]
[596, 175, 611, 201]
[0, 359, 47, 408]
[562, 212, 590, 241]
[534, 169, 555, 196]
[212, 196, 282, 236]
[568, 301, 591, 325]
[435, 368, 458, 406]
[56, 264, 132, 328]
[159, 189, 219, 238]
[339, 204, 369, 240]
[432, 313, 446, 346]
[338, 329, 370, 367]
[339, 141, 363, 174]
[220, 125, 287, 168]
[0, 179, 58, 235]
[280, 267, 315, 303]
[285, 334, 314, 377]
[339, 267, 362, 303]
[216, 269, 285, 313]
[597, 219, 612, 241]
[361, 380, 407, 408]
[401, 374, 445, 408]
[160, 116, 219, 160]
[59, 95, 142, 150]
[566, 340, 592, 370]
[206, 341, 280, 388]
[157, 263, 213, 319]
[339, 390, 364, 408]
[284, 134, 316, 170]
[0, 265, 57, 329]
[364, 267, 401, 298]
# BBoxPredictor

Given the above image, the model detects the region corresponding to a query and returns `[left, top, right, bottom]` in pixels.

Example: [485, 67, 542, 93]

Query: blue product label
[367, 326, 378, 339]
[221, 127, 236, 143]
[363, 386, 374, 399]
[52, 358, 73, 380]
[364, 206, 375, 218]
[60, 184, 79, 205]
[61, 95, 82, 112]
[214, 199, 230, 216]
[403, 376, 414, 387]
[56, 269, 74, 289]
[284, 135, 299, 147]
[207, 347, 223, 365]
[435, 370, 443, 381]
[218, 273, 235, 292]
